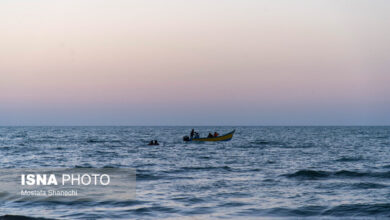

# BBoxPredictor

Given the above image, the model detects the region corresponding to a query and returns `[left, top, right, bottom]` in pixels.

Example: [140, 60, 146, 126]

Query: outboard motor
[183, 136, 190, 141]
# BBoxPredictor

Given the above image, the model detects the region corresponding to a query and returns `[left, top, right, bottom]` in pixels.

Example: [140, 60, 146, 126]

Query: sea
[0, 126, 389, 219]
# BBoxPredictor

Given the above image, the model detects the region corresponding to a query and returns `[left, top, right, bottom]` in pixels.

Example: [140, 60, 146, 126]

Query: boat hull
[190, 130, 235, 142]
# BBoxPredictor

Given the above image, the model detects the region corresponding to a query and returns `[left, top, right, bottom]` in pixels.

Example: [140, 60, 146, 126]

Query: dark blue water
[0, 126, 389, 219]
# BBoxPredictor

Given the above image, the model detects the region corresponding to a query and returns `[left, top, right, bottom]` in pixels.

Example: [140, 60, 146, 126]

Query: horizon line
[1, 125, 389, 127]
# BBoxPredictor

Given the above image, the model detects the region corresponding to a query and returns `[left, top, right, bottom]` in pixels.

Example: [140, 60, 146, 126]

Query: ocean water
[0, 126, 389, 219]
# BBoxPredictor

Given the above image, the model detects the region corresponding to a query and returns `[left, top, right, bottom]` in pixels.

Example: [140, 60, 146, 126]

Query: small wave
[285, 170, 330, 179]
[136, 168, 198, 181]
[335, 156, 364, 162]
[220, 201, 248, 207]
[239, 203, 390, 217]
[215, 191, 251, 199]
[0, 215, 55, 220]
[40, 135, 56, 139]
[104, 200, 145, 207]
[11, 132, 27, 138]
[382, 164, 390, 169]
[336, 170, 390, 179]
[74, 165, 123, 169]
[132, 206, 177, 215]
[86, 139, 105, 143]
[237, 205, 325, 217]
[136, 172, 193, 181]
[86, 139, 122, 143]
[74, 164, 94, 168]
[351, 182, 387, 189]
[95, 150, 119, 157]
[284, 169, 390, 180]
[299, 142, 316, 148]
[136, 173, 162, 181]
[159, 166, 232, 175]
[322, 203, 390, 216]
[253, 140, 284, 146]
[178, 165, 232, 172]
[182, 206, 213, 215]
[243, 140, 285, 148]
[102, 165, 119, 168]
[172, 197, 205, 204]
[255, 140, 271, 145]
[334, 170, 366, 177]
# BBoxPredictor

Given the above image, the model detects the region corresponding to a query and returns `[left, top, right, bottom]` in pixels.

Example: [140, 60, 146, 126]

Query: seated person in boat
[208, 133, 213, 138]
[148, 140, 159, 145]
[194, 132, 199, 139]
[213, 132, 219, 137]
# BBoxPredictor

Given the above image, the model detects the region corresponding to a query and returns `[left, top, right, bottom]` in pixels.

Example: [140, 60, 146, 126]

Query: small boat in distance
[183, 130, 235, 142]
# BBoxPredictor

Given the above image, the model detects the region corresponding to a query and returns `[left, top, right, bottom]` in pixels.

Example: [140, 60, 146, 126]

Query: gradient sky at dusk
[1, 0, 389, 125]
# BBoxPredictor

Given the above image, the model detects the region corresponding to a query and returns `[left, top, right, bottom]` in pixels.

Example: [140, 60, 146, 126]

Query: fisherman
[208, 133, 213, 138]
[190, 128, 195, 139]
[213, 132, 219, 137]
[148, 140, 159, 145]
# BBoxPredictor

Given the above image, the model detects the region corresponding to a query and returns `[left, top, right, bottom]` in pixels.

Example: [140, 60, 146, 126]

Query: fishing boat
[183, 130, 235, 142]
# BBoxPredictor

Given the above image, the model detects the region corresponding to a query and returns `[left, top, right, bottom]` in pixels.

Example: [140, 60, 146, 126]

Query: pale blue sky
[0, 0, 389, 125]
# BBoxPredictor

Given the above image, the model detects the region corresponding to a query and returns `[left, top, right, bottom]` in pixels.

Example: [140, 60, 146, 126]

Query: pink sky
[0, 0, 389, 125]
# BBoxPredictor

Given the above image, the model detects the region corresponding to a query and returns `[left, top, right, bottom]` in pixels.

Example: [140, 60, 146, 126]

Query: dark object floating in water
[148, 140, 159, 145]
[183, 130, 235, 142]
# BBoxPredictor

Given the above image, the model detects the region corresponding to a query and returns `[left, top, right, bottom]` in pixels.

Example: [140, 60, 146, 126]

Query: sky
[0, 0, 389, 125]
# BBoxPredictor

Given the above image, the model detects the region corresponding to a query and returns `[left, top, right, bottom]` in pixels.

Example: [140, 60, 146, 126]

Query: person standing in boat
[190, 129, 195, 139]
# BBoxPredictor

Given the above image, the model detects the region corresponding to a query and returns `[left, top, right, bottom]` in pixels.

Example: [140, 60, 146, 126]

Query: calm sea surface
[0, 126, 389, 219]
